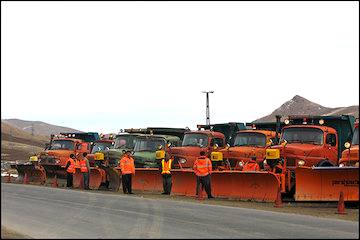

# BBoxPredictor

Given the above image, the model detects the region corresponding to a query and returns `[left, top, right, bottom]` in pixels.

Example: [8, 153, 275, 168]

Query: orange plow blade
[132, 168, 163, 192]
[211, 171, 280, 202]
[89, 168, 103, 190]
[10, 164, 46, 185]
[171, 169, 197, 197]
[72, 167, 103, 190]
[73, 167, 83, 189]
[171, 170, 280, 202]
[295, 166, 359, 201]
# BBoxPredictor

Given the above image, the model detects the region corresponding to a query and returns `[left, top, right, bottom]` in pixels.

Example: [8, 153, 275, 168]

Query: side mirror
[266, 139, 273, 146]
[226, 143, 230, 150]
[167, 142, 172, 148]
[344, 142, 351, 149]
[213, 143, 219, 150]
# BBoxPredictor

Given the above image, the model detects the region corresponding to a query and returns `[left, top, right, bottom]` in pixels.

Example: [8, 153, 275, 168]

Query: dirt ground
[1, 226, 31, 239]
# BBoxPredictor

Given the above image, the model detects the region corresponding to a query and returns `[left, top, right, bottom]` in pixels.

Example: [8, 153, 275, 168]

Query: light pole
[202, 91, 214, 126]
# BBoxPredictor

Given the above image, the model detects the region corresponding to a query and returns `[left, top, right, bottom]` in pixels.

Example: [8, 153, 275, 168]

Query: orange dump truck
[265, 115, 358, 201]
[219, 118, 283, 170]
[170, 130, 226, 169]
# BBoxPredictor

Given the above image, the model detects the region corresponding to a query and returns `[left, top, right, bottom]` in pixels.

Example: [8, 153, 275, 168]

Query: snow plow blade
[295, 166, 359, 201]
[100, 166, 121, 191]
[131, 168, 163, 192]
[211, 171, 280, 202]
[73, 167, 103, 190]
[10, 164, 46, 185]
[41, 164, 67, 179]
[171, 170, 280, 202]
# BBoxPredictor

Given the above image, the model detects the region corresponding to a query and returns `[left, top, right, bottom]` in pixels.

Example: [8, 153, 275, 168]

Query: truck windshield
[114, 135, 137, 149]
[281, 127, 323, 145]
[233, 132, 266, 147]
[49, 140, 75, 150]
[182, 133, 208, 147]
[352, 127, 359, 145]
[134, 139, 166, 152]
[91, 142, 114, 153]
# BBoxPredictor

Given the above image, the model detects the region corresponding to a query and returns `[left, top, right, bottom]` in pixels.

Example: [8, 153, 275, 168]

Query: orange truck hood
[41, 150, 74, 166]
[220, 146, 266, 163]
[339, 145, 359, 165]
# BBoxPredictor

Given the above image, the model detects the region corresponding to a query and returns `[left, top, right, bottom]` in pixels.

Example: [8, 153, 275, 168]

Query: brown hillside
[2, 118, 82, 137]
[254, 95, 359, 122]
[1, 122, 48, 162]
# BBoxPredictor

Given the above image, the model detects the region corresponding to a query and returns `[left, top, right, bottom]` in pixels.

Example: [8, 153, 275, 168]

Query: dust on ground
[1, 226, 31, 239]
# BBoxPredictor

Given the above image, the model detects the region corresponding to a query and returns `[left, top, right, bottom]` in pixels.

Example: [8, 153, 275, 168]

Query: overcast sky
[1, 1, 359, 133]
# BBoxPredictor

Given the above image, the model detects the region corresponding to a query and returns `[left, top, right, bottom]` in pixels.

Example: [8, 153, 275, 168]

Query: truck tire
[316, 160, 334, 167]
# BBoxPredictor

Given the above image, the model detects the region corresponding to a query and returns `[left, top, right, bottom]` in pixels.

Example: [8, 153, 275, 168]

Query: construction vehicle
[264, 115, 358, 201]
[339, 119, 359, 167]
[170, 123, 246, 169]
[133, 134, 181, 168]
[219, 117, 284, 170]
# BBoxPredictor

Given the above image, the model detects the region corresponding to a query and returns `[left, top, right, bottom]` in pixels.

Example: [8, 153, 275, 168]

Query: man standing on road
[65, 153, 76, 188]
[119, 150, 135, 194]
[193, 151, 214, 199]
[160, 152, 173, 195]
[80, 152, 91, 190]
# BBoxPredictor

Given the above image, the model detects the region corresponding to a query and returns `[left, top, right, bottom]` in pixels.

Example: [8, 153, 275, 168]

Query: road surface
[1, 183, 358, 239]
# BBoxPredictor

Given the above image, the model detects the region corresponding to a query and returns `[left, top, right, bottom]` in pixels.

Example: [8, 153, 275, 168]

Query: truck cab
[103, 133, 142, 167]
[266, 115, 355, 169]
[221, 129, 277, 170]
[339, 121, 359, 167]
[133, 134, 181, 168]
[39, 137, 89, 165]
[170, 130, 225, 168]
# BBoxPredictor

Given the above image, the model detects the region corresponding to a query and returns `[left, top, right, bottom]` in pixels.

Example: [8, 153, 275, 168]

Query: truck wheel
[316, 160, 334, 167]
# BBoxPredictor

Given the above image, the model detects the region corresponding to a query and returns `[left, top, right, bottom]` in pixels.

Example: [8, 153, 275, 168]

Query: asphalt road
[1, 183, 358, 239]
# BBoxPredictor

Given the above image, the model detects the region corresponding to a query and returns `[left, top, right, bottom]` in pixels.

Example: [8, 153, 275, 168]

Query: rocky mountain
[254, 95, 359, 122]
[1, 119, 82, 137]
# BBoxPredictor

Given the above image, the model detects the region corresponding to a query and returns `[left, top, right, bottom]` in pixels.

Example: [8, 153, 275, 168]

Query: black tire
[316, 160, 334, 167]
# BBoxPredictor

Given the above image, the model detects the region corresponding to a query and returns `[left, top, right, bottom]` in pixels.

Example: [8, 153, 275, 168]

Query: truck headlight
[179, 158, 187, 164]
[298, 160, 305, 166]
[263, 159, 267, 165]
[238, 161, 243, 167]
[339, 163, 345, 167]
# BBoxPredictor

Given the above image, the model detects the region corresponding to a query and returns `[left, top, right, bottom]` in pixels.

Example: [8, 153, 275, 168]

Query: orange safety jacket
[66, 158, 76, 174]
[193, 156, 212, 176]
[79, 159, 89, 173]
[242, 161, 260, 172]
[119, 156, 135, 175]
[161, 159, 172, 174]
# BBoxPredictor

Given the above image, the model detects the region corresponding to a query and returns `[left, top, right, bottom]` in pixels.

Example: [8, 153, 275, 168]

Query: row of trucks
[10, 115, 358, 202]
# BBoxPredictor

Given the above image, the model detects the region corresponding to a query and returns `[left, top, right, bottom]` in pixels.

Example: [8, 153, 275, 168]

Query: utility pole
[202, 91, 214, 126]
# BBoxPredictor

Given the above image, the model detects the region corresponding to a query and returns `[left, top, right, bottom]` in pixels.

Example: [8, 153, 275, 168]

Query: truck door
[324, 133, 338, 164]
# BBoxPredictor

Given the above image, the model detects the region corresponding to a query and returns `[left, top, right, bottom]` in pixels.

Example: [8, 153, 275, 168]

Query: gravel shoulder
[1, 226, 31, 239]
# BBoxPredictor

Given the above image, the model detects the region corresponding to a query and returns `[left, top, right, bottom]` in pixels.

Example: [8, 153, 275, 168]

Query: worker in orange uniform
[80, 152, 91, 190]
[119, 150, 135, 194]
[193, 151, 214, 199]
[242, 156, 260, 172]
[160, 153, 173, 195]
[65, 153, 76, 188]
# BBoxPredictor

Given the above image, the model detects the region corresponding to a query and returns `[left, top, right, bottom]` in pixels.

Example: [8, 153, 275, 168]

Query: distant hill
[2, 119, 82, 137]
[1, 122, 48, 162]
[254, 95, 359, 122]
